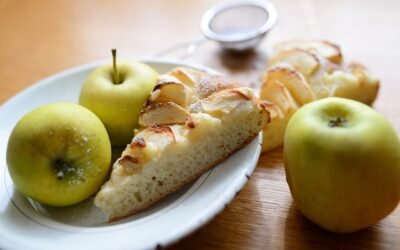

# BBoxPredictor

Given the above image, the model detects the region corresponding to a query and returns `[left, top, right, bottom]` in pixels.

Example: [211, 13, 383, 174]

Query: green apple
[284, 97, 400, 233]
[79, 49, 158, 146]
[7, 103, 112, 206]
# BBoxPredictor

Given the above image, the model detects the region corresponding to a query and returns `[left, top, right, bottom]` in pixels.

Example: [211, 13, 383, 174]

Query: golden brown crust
[321, 40, 342, 63]
[230, 88, 252, 101]
[131, 137, 146, 148]
[148, 125, 176, 143]
[153, 81, 180, 91]
[267, 66, 301, 79]
[258, 102, 272, 124]
[119, 155, 141, 176]
[185, 116, 195, 129]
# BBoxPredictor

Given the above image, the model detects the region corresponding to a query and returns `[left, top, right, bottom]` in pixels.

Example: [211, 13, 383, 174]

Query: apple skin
[79, 61, 158, 146]
[284, 97, 400, 233]
[7, 103, 112, 207]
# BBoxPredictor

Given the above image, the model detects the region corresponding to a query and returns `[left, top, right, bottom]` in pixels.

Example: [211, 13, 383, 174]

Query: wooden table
[1, 0, 399, 249]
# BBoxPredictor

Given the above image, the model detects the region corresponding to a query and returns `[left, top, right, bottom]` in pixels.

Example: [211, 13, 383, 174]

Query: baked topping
[139, 102, 191, 127]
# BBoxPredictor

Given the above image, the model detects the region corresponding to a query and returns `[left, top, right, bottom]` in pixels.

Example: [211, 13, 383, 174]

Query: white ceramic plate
[0, 58, 262, 250]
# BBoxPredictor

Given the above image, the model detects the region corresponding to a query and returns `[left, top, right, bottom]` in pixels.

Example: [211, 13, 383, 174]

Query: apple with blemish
[7, 103, 111, 206]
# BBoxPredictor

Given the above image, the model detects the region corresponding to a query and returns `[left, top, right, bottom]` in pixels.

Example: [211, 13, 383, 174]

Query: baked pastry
[260, 40, 380, 152]
[268, 40, 379, 104]
[94, 67, 268, 221]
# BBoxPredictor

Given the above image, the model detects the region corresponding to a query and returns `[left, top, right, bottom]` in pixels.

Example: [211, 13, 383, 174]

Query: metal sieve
[201, 0, 277, 51]
[155, 0, 277, 58]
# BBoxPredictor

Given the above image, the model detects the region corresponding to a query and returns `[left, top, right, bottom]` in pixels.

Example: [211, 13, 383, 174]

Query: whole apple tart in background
[259, 40, 380, 152]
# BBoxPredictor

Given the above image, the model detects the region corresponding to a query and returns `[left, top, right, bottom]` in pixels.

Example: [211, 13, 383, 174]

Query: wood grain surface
[1, 0, 399, 249]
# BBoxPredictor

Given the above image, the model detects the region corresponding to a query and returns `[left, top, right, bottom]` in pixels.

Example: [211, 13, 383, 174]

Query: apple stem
[112, 48, 120, 84]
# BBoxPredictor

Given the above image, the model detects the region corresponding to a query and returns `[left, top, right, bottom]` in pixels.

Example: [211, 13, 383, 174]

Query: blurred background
[1, 0, 399, 118]
[1, 1, 400, 249]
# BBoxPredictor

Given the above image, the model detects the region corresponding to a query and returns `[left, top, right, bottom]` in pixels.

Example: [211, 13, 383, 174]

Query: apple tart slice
[94, 68, 268, 221]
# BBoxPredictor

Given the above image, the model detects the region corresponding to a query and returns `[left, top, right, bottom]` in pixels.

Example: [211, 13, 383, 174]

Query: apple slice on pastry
[260, 79, 299, 117]
[259, 101, 287, 152]
[268, 49, 320, 77]
[264, 67, 316, 105]
[273, 40, 342, 64]
[259, 79, 299, 151]
[94, 68, 268, 221]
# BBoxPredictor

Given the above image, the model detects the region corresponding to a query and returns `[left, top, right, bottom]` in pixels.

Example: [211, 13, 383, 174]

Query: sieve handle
[154, 38, 207, 60]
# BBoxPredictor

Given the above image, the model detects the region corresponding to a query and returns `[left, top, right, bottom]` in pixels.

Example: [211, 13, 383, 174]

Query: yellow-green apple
[284, 97, 400, 233]
[7, 103, 112, 206]
[79, 49, 158, 146]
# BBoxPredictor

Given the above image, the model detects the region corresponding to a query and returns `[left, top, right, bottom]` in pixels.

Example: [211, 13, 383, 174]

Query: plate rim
[0, 57, 261, 250]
